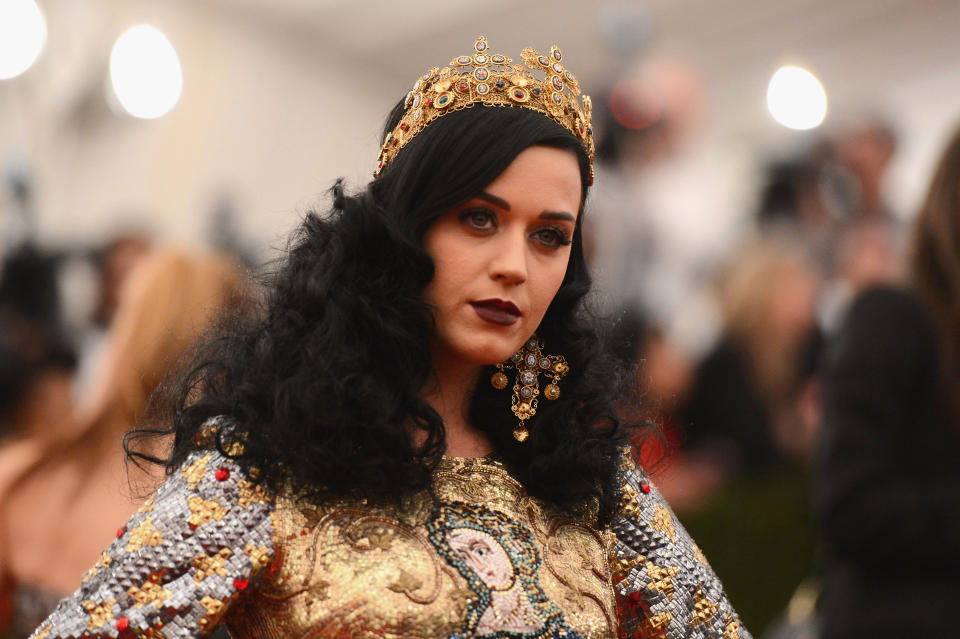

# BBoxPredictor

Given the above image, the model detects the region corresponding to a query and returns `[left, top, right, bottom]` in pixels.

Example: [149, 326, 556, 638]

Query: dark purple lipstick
[470, 299, 522, 326]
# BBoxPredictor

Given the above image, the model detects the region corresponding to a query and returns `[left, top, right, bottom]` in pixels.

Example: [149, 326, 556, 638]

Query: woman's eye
[460, 208, 495, 231]
[532, 227, 571, 248]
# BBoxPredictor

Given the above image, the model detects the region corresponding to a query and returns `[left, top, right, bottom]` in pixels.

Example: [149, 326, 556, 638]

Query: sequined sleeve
[29, 450, 275, 639]
[611, 453, 751, 639]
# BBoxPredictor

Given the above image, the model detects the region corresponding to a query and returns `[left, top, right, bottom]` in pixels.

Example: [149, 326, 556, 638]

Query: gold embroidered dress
[30, 426, 749, 639]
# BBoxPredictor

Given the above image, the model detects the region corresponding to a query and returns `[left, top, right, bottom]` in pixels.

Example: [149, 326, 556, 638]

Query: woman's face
[447, 528, 515, 590]
[422, 145, 581, 369]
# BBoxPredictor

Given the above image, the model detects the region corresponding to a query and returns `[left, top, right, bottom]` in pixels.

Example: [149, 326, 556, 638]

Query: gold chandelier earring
[491, 334, 569, 442]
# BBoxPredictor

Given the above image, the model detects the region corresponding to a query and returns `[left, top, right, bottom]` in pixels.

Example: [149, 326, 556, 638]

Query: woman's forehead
[481, 146, 582, 215]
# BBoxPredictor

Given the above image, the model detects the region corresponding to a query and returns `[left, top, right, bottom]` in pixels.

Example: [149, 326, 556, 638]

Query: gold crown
[374, 36, 594, 184]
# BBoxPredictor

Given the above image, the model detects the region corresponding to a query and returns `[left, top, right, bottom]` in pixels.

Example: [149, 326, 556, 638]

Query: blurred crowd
[587, 63, 960, 638]
[1, 69, 959, 639]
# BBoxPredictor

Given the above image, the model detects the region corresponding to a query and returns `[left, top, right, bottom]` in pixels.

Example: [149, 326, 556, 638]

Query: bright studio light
[0, 0, 47, 80]
[766, 66, 827, 130]
[110, 25, 183, 119]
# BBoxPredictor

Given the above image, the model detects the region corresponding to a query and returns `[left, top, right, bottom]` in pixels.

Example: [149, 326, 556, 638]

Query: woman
[813, 123, 960, 637]
[1, 248, 248, 638]
[30, 37, 749, 639]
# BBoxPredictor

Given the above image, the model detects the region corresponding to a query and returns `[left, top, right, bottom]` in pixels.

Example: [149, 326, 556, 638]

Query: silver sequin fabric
[29, 449, 274, 639]
[611, 454, 751, 638]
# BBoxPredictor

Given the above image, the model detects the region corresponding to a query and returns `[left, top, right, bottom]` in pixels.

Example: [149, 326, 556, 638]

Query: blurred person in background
[588, 59, 737, 369]
[0, 248, 250, 639]
[813, 121, 960, 638]
[655, 239, 822, 632]
[91, 234, 153, 330]
[0, 248, 81, 617]
[755, 124, 903, 339]
[829, 122, 898, 224]
[679, 239, 821, 478]
[71, 233, 152, 403]
[0, 246, 77, 447]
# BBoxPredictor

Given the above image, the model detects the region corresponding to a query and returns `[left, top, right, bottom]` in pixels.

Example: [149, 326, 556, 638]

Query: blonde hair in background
[716, 239, 818, 408]
[79, 248, 252, 444]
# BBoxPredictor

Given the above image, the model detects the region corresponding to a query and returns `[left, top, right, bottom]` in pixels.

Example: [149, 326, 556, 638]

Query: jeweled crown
[374, 36, 594, 184]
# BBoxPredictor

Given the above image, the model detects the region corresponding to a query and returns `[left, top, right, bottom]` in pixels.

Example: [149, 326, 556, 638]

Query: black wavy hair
[130, 101, 637, 525]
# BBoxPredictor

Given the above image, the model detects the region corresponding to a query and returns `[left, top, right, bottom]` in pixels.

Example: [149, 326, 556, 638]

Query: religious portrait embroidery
[427, 501, 584, 639]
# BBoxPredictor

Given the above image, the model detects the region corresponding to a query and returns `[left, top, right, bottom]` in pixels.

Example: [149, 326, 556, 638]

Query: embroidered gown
[29, 422, 750, 639]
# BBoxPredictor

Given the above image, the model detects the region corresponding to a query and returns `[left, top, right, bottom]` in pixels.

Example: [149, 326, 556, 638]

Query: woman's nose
[489, 232, 528, 286]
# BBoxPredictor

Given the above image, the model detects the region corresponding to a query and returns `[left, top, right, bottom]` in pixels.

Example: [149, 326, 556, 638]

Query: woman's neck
[423, 354, 493, 459]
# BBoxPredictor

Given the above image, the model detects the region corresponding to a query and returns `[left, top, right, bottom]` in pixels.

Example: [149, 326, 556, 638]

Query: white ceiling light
[109, 24, 183, 119]
[0, 0, 47, 80]
[766, 65, 827, 131]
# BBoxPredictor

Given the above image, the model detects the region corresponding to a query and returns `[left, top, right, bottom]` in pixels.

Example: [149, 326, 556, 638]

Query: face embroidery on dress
[427, 501, 584, 639]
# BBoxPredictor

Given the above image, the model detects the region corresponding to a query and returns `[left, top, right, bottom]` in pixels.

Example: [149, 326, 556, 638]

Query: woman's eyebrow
[539, 211, 575, 222]
[477, 191, 511, 210]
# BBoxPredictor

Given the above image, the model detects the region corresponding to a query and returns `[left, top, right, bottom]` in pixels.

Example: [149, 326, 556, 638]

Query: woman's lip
[472, 298, 521, 314]
[471, 301, 521, 326]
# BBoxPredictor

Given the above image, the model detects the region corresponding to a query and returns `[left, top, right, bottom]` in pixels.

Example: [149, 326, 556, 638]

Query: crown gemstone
[475, 54, 487, 64]
[413, 108, 422, 121]
[412, 93, 422, 108]
[476, 83, 489, 94]
[553, 62, 563, 74]
[565, 71, 575, 83]
[457, 56, 471, 65]
[474, 68, 489, 81]
[552, 92, 562, 104]
[552, 76, 563, 91]
[436, 93, 452, 107]
[476, 40, 487, 51]
[457, 81, 470, 92]
[553, 48, 562, 61]
[492, 54, 506, 63]
[413, 79, 421, 91]
[399, 122, 409, 131]
[533, 88, 541, 95]
[538, 55, 550, 66]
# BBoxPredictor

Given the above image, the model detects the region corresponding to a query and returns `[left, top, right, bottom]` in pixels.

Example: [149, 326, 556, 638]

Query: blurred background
[3, 0, 960, 636]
